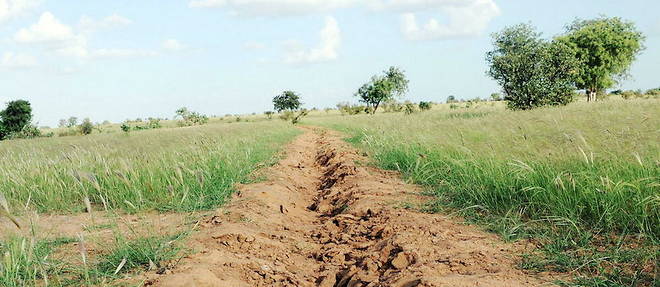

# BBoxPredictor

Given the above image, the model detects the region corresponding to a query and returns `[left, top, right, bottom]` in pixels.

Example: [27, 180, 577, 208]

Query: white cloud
[162, 39, 187, 51]
[397, 0, 500, 40]
[284, 16, 340, 64]
[0, 0, 40, 23]
[189, 0, 352, 16]
[13, 12, 89, 57]
[14, 12, 155, 60]
[1, 51, 37, 68]
[80, 14, 131, 33]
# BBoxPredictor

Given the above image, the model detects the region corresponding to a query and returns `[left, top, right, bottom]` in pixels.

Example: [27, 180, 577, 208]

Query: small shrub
[175, 107, 209, 127]
[79, 118, 94, 135]
[264, 111, 274, 119]
[403, 102, 417, 114]
[418, 101, 432, 111]
[120, 123, 130, 133]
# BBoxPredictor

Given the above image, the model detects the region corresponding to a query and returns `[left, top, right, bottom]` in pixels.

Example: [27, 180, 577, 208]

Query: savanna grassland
[0, 98, 658, 286]
[0, 121, 299, 286]
[308, 99, 660, 286]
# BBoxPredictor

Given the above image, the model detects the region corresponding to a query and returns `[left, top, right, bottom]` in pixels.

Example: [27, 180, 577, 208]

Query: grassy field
[307, 99, 659, 286]
[1, 98, 657, 286]
[0, 120, 299, 286]
[0, 121, 300, 214]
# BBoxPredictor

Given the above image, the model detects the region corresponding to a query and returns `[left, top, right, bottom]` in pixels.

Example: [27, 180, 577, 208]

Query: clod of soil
[142, 128, 555, 286]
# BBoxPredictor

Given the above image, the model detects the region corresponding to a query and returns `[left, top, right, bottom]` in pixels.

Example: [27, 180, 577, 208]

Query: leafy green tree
[273, 91, 302, 112]
[0, 100, 33, 139]
[446, 95, 456, 103]
[79, 118, 94, 135]
[67, 117, 78, 128]
[486, 23, 578, 110]
[490, 93, 502, 101]
[557, 17, 645, 101]
[355, 66, 409, 114]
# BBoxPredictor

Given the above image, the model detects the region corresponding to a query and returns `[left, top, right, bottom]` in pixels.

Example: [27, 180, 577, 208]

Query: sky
[0, 0, 658, 127]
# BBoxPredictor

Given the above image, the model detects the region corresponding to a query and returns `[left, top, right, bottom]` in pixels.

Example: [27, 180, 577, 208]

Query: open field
[307, 99, 659, 285]
[0, 98, 658, 286]
[1, 121, 300, 214]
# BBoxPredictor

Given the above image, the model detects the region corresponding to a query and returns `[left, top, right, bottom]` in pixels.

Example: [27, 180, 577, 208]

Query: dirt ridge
[144, 128, 554, 286]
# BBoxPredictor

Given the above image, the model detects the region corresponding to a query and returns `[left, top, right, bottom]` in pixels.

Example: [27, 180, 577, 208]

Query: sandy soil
[140, 127, 555, 287]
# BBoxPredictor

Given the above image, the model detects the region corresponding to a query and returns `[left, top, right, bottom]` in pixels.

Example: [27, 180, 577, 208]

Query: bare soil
[142, 128, 556, 287]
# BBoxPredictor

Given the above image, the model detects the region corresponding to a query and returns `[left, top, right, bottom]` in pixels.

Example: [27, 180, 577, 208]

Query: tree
[273, 91, 302, 112]
[355, 66, 409, 114]
[486, 23, 578, 110]
[557, 17, 645, 102]
[0, 100, 33, 139]
[446, 95, 457, 103]
[79, 118, 94, 135]
[67, 117, 78, 128]
[490, 93, 502, 101]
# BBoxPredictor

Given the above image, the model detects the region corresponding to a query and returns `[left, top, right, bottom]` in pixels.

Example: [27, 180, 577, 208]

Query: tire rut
[142, 128, 556, 287]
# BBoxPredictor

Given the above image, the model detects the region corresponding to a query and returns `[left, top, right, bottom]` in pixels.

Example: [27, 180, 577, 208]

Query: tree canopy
[355, 66, 409, 114]
[486, 23, 578, 110]
[0, 100, 33, 140]
[273, 91, 302, 112]
[556, 16, 644, 101]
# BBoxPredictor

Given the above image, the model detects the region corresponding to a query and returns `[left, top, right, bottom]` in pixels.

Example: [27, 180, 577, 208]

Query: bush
[418, 101, 432, 111]
[336, 102, 369, 115]
[121, 123, 131, 133]
[403, 102, 417, 114]
[175, 107, 209, 127]
[79, 118, 94, 135]
[5, 124, 42, 140]
[279, 109, 309, 124]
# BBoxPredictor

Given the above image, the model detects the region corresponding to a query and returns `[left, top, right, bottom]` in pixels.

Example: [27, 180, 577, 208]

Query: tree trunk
[373, 102, 380, 115]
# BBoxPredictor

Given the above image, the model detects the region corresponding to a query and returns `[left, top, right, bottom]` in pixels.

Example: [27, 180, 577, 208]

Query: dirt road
[144, 128, 554, 286]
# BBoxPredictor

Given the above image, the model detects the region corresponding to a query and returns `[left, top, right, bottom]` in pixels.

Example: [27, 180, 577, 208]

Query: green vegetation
[0, 100, 36, 140]
[0, 121, 299, 213]
[175, 107, 209, 127]
[355, 66, 409, 114]
[557, 16, 645, 102]
[308, 99, 659, 286]
[486, 23, 578, 110]
[273, 90, 302, 112]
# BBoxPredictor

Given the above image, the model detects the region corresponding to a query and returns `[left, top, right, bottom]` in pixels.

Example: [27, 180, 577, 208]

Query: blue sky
[1, 0, 658, 126]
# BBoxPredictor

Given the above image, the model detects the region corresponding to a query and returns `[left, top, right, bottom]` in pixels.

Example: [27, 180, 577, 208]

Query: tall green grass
[308, 99, 659, 285]
[0, 121, 299, 214]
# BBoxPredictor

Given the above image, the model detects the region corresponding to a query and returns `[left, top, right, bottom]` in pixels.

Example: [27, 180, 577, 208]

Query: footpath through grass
[308, 99, 659, 286]
[0, 121, 300, 214]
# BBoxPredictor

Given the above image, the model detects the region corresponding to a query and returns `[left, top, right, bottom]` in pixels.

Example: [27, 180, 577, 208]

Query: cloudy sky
[1, 0, 658, 126]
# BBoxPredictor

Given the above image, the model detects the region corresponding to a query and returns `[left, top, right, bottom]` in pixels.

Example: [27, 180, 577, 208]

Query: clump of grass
[0, 236, 65, 287]
[309, 99, 659, 286]
[95, 232, 187, 277]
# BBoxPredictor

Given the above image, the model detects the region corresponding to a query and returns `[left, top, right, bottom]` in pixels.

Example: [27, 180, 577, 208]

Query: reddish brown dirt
[143, 128, 556, 287]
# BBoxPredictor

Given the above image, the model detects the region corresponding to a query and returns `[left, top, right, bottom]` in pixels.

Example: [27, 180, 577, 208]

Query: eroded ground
[142, 128, 555, 287]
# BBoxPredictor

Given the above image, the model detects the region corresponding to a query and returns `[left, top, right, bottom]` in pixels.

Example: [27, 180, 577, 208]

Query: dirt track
[144, 128, 554, 286]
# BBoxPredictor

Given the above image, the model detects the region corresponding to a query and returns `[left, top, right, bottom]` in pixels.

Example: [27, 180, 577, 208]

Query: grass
[0, 120, 300, 214]
[307, 99, 659, 286]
